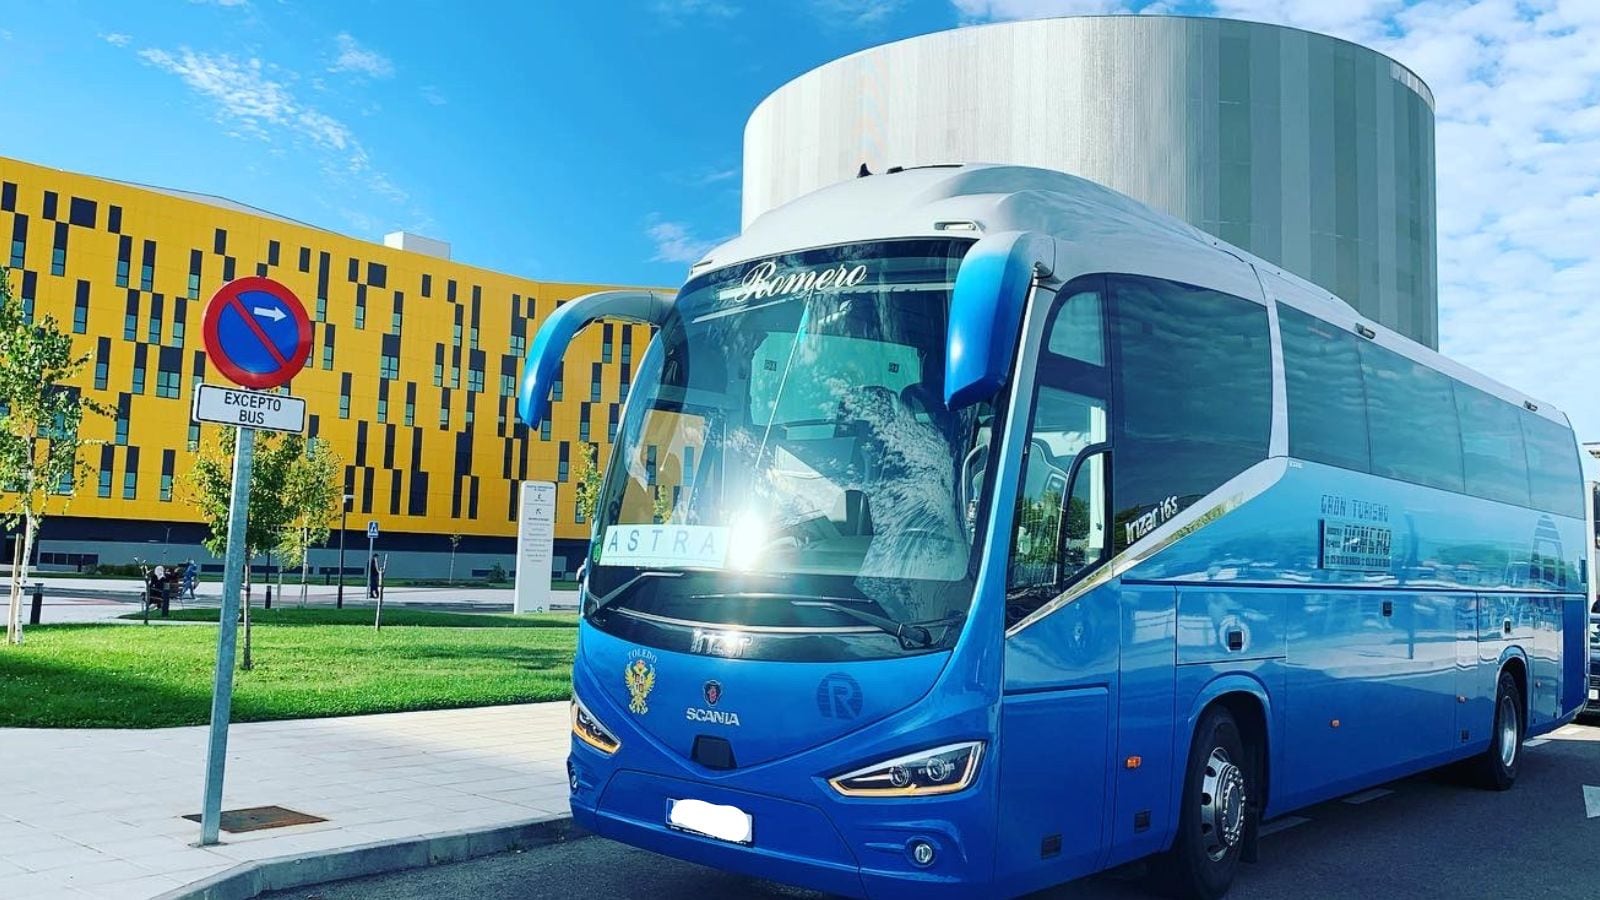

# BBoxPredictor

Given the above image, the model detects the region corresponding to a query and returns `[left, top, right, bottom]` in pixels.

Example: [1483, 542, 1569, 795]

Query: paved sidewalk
[0, 703, 570, 899]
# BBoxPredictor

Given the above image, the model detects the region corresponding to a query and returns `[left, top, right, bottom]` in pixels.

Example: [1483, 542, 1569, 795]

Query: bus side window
[1006, 286, 1110, 625]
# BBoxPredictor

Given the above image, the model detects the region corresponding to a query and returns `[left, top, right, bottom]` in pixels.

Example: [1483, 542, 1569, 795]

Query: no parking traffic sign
[201, 276, 312, 390]
[195, 276, 316, 846]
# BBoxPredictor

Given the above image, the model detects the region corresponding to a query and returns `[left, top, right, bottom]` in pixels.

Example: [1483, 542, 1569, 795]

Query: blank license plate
[667, 798, 753, 845]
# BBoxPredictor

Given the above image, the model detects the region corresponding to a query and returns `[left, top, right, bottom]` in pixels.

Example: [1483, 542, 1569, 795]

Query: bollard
[265, 584, 273, 609]
[28, 582, 43, 626]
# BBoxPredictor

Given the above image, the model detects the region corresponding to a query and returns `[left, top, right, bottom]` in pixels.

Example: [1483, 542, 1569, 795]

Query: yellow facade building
[0, 155, 656, 579]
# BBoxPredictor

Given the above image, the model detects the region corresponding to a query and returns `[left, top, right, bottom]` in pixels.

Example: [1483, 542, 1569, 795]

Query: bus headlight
[571, 695, 621, 755]
[828, 741, 983, 797]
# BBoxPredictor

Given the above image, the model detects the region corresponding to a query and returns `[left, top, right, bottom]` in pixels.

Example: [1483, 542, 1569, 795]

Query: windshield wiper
[585, 570, 685, 617]
[691, 591, 874, 606]
[788, 600, 965, 649]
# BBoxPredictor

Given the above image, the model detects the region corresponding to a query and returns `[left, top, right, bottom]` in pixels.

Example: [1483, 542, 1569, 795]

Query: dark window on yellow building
[590, 363, 601, 402]
[540, 419, 551, 441]
[93, 339, 110, 390]
[160, 450, 175, 502]
[51, 222, 67, 276]
[148, 294, 163, 344]
[140, 240, 156, 291]
[131, 346, 147, 395]
[73, 280, 89, 334]
[380, 354, 399, 380]
[9, 214, 25, 269]
[602, 323, 613, 363]
[188, 249, 203, 300]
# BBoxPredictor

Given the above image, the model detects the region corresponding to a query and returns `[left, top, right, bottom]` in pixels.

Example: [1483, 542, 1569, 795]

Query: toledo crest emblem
[625, 655, 657, 715]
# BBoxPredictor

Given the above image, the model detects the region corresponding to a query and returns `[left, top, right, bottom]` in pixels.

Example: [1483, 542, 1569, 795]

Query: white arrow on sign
[252, 305, 286, 322]
[1585, 785, 1600, 820]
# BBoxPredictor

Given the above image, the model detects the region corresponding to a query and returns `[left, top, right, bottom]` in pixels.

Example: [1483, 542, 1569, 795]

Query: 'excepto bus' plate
[667, 798, 753, 845]
[191, 383, 307, 433]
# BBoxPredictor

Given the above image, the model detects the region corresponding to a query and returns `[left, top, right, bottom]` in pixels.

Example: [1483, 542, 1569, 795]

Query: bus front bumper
[569, 758, 993, 900]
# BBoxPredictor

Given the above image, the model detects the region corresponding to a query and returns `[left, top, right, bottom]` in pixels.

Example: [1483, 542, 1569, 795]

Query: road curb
[154, 815, 579, 900]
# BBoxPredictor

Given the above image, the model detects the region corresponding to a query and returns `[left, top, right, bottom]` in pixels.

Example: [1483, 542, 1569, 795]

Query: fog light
[908, 839, 936, 867]
[568, 759, 581, 793]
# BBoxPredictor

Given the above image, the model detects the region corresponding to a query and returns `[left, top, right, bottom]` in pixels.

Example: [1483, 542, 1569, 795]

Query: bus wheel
[1158, 706, 1250, 900]
[1472, 670, 1523, 791]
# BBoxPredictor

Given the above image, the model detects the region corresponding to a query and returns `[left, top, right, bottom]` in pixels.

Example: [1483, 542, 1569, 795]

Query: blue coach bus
[517, 165, 1590, 899]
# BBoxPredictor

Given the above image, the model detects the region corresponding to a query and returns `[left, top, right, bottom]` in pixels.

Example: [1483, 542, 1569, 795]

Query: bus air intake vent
[692, 735, 737, 770]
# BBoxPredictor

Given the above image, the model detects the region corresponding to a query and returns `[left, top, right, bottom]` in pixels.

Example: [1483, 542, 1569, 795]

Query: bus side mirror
[517, 290, 673, 428]
[944, 231, 1055, 410]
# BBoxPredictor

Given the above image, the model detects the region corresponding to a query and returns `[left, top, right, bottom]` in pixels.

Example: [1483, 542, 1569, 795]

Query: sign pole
[369, 527, 380, 631]
[199, 425, 255, 846]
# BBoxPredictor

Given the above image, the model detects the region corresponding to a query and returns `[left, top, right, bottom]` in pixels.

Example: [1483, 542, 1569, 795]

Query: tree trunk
[299, 528, 310, 607]
[241, 558, 253, 671]
[5, 524, 24, 646]
[449, 547, 456, 585]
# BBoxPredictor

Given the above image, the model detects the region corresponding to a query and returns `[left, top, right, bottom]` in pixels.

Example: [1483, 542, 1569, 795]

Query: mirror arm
[516, 290, 673, 427]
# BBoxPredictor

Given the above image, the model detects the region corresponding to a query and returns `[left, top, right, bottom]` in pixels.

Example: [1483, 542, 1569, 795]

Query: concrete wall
[743, 15, 1439, 347]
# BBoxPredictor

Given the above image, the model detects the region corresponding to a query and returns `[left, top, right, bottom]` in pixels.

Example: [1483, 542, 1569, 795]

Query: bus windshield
[585, 238, 990, 660]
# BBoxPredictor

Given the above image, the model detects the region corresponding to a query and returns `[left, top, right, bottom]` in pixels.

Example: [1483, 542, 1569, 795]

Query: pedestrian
[368, 554, 380, 599]
[183, 560, 198, 601]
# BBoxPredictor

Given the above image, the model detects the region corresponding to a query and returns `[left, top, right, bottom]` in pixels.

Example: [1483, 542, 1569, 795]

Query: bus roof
[692, 163, 1570, 429]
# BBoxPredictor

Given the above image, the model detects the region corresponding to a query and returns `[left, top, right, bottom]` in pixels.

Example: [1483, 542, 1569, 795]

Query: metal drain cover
[182, 805, 326, 833]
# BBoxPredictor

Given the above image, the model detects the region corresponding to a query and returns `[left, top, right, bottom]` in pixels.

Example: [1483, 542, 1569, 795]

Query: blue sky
[4, 0, 1600, 449]
[0, 0, 1022, 287]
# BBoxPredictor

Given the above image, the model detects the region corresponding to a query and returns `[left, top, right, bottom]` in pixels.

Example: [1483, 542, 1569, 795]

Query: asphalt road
[268, 720, 1600, 900]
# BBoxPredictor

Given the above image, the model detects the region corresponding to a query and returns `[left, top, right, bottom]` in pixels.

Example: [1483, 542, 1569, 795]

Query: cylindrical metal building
[743, 15, 1438, 347]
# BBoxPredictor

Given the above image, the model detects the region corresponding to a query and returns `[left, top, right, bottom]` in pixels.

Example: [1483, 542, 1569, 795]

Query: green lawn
[0, 608, 578, 729]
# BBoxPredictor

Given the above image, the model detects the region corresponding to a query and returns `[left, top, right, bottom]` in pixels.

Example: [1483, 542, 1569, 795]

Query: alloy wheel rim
[1198, 746, 1246, 862]
[1499, 695, 1518, 768]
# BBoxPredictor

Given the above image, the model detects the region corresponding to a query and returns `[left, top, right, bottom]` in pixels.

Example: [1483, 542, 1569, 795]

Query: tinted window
[1454, 382, 1530, 506]
[1279, 305, 1370, 472]
[1007, 287, 1110, 624]
[1521, 411, 1583, 516]
[1359, 340, 1463, 492]
[1111, 277, 1271, 551]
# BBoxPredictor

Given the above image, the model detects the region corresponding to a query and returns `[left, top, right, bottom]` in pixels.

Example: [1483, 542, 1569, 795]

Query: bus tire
[1472, 670, 1523, 791]
[1157, 706, 1250, 900]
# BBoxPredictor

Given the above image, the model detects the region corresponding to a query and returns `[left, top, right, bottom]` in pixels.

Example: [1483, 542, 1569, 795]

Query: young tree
[447, 532, 462, 585]
[183, 426, 300, 669]
[574, 442, 604, 526]
[0, 270, 106, 645]
[276, 437, 343, 605]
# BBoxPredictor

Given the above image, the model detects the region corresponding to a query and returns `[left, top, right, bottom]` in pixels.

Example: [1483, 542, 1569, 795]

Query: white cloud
[653, 0, 739, 21]
[1197, 1, 1600, 446]
[812, 0, 905, 25]
[948, 1, 1600, 445]
[695, 166, 740, 185]
[420, 85, 447, 106]
[951, 0, 1132, 21]
[102, 33, 132, 47]
[648, 219, 722, 264]
[329, 32, 393, 79]
[136, 45, 416, 231]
